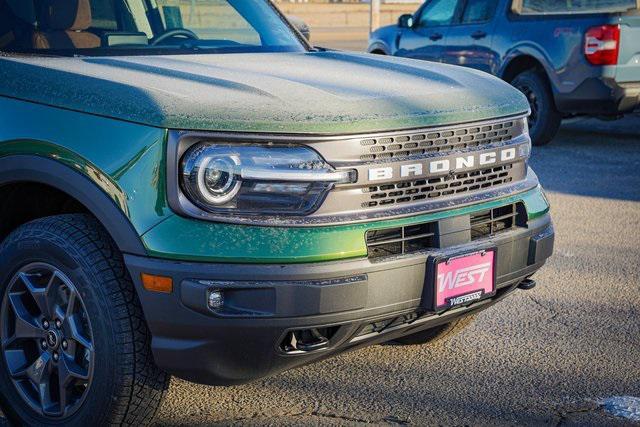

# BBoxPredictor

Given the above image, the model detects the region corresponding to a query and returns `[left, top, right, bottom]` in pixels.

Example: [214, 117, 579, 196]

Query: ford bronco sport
[0, 0, 554, 424]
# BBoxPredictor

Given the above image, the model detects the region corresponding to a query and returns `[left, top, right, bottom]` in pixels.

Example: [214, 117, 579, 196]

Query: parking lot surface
[1, 118, 638, 427]
[144, 116, 640, 426]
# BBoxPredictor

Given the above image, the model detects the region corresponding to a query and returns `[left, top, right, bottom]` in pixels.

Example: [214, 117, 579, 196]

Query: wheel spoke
[38, 379, 58, 417]
[58, 353, 90, 384]
[64, 290, 77, 320]
[65, 314, 93, 352]
[8, 293, 45, 340]
[1, 336, 15, 350]
[19, 273, 53, 318]
[10, 352, 52, 383]
[58, 378, 68, 418]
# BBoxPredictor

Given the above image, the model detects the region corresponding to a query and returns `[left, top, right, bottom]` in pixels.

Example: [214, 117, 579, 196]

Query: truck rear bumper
[125, 214, 553, 386]
[556, 77, 640, 115]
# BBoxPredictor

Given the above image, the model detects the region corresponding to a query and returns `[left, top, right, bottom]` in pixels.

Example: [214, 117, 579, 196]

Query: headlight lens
[180, 143, 355, 216]
[198, 155, 242, 205]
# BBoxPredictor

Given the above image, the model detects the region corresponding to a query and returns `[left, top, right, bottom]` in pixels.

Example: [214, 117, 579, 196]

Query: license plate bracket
[424, 249, 497, 312]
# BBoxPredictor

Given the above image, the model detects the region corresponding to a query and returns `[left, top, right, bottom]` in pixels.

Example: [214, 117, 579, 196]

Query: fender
[499, 44, 559, 91]
[0, 155, 147, 255]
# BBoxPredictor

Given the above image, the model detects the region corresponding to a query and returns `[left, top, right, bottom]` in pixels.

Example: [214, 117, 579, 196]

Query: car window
[156, 0, 261, 45]
[91, 0, 118, 31]
[519, 0, 636, 14]
[462, 0, 498, 23]
[0, 0, 306, 56]
[418, 0, 460, 28]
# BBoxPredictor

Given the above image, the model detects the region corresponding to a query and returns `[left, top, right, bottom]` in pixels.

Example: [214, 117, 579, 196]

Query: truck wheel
[394, 315, 476, 346]
[0, 214, 169, 426]
[511, 70, 562, 146]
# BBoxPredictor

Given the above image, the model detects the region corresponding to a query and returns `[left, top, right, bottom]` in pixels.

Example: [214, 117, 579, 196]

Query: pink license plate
[435, 250, 496, 309]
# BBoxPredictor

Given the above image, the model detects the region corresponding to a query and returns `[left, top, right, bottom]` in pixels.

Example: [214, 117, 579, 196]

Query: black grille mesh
[359, 120, 517, 162]
[470, 203, 527, 240]
[362, 164, 516, 209]
[366, 202, 527, 259]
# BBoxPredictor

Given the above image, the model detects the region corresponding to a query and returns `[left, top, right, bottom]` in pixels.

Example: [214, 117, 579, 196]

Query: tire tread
[0, 214, 169, 425]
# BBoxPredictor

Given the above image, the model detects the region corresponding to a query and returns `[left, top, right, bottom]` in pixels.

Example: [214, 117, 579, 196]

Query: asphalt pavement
[1, 117, 638, 426]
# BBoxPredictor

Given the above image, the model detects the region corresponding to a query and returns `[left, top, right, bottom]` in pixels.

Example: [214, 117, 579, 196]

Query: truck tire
[393, 315, 476, 346]
[0, 214, 169, 426]
[511, 70, 562, 146]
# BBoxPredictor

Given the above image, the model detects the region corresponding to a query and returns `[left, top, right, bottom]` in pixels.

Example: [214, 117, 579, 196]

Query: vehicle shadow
[529, 115, 640, 202]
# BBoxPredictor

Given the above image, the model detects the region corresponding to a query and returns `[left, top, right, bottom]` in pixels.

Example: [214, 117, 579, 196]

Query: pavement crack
[309, 411, 410, 425]
[527, 294, 572, 327]
[527, 294, 549, 311]
[553, 399, 606, 427]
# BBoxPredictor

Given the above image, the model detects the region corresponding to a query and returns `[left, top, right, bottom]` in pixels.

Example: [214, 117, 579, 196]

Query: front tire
[511, 70, 562, 146]
[394, 315, 476, 346]
[0, 214, 169, 426]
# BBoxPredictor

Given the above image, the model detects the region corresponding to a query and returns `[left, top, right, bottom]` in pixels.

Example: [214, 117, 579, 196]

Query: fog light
[207, 289, 224, 310]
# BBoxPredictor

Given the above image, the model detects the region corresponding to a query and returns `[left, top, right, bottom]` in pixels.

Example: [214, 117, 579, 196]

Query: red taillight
[584, 24, 620, 66]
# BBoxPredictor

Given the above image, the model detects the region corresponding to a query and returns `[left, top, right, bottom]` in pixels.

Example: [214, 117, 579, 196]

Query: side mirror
[288, 15, 311, 41]
[398, 14, 414, 29]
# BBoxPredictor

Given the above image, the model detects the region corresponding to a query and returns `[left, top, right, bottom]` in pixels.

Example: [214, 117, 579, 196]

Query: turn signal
[141, 273, 173, 293]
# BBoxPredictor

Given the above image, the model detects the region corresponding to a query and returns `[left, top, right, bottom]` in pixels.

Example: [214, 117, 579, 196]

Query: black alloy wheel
[511, 70, 562, 146]
[1, 263, 95, 419]
[0, 215, 169, 425]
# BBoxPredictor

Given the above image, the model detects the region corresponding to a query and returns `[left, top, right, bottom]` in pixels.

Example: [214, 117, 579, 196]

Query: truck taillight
[584, 25, 620, 65]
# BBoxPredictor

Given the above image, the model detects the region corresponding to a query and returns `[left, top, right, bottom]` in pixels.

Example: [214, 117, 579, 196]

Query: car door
[441, 0, 500, 74]
[396, 0, 462, 63]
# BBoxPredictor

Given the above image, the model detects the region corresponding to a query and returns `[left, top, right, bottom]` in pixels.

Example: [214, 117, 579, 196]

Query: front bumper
[125, 212, 554, 386]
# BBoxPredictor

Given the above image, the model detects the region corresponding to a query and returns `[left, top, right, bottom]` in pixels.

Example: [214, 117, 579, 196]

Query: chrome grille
[362, 164, 516, 209]
[358, 120, 517, 162]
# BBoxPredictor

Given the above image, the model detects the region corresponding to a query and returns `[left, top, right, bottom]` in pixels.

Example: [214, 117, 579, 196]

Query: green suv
[0, 0, 554, 424]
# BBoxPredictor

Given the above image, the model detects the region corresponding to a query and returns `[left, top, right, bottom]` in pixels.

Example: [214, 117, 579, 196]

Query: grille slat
[366, 203, 527, 259]
[367, 232, 436, 247]
[359, 120, 516, 162]
[470, 204, 525, 240]
[366, 222, 437, 259]
[363, 164, 515, 209]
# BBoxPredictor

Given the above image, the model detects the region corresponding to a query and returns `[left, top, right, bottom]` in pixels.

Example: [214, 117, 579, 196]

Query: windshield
[0, 0, 307, 56]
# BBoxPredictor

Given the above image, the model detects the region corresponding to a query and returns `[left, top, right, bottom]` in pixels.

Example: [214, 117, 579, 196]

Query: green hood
[0, 51, 529, 134]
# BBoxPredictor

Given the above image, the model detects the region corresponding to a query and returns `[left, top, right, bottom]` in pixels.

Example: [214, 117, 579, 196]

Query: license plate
[434, 249, 496, 310]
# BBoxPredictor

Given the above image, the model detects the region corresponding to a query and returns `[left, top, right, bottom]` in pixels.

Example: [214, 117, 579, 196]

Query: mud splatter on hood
[0, 51, 529, 134]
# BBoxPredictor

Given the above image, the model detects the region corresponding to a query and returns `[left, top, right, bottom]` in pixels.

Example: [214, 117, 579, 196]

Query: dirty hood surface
[0, 51, 529, 134]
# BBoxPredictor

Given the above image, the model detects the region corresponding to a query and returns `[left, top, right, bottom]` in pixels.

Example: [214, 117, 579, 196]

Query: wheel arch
[500, 54, 548, 83]
[0, 155, 147, 256]
[367, 41, 390, 55]
[500, 51, 561, 111]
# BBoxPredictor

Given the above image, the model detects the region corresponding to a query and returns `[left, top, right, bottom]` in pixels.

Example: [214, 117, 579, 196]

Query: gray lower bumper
[125, 214, 553, 386]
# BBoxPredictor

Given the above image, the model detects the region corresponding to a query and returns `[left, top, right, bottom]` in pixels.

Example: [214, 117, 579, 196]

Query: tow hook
[518, 278, 537, 290]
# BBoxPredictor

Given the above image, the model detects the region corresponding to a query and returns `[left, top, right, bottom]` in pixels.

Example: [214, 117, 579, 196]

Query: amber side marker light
[141, 273, 173, 293]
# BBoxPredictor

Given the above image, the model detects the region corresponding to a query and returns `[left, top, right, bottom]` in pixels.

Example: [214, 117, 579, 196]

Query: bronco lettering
[368, 147, 518, 182]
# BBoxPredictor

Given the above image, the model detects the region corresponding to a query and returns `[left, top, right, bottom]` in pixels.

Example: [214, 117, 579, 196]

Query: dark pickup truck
[369, 0, 640, 146]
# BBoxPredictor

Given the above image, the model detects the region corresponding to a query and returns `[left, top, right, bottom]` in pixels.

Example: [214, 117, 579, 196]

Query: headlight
[180, 143, 355, 216]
